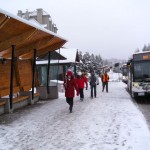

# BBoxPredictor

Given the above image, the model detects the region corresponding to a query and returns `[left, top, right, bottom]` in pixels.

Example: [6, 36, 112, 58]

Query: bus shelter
[0, 9, 67, 114]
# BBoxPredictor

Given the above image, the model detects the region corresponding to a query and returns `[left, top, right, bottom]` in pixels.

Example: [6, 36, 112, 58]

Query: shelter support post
[9, 45, 15, 110]
[57, 49, 60, 85]
[47, 51, 51, 94]
[32, 48, 36, 100]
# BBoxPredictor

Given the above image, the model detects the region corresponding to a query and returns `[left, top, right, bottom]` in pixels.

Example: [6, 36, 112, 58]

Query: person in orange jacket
[64, 70, 79, 113]
[76, 71, 88, 101]
[101, 71, 109, 92]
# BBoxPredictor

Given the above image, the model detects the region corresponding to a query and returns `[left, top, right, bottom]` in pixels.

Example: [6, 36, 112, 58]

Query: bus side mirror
[127, 62, 130, 66]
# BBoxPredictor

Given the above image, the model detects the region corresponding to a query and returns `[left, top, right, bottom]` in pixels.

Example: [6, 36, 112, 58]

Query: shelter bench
[13, 95, 29, 103]
[0, 86, 30, 114]
[0, 100, 6, 107]
[0, 86, 29, 104]
[21, 85, 40, 98]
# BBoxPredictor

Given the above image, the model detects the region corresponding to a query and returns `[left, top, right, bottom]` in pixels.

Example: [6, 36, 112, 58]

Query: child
[76, 71, 88, 101]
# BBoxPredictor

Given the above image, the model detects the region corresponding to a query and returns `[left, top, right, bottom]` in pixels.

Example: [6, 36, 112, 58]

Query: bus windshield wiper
[134, 79, 143, 82]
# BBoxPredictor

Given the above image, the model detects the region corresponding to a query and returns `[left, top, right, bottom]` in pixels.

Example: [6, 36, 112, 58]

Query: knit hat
[67, 70, 73, 76]
[77, 71, 82, 76]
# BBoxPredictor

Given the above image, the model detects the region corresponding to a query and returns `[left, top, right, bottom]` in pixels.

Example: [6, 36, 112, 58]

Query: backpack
[90, 75, 96, 86]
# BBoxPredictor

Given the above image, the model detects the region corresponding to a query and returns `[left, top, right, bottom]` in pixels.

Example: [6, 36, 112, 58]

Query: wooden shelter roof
[0, 9, 67, 59]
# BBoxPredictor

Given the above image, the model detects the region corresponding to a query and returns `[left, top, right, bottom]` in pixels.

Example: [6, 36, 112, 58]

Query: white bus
[127, 51, 150, 98]
[121, 64, 128, 84]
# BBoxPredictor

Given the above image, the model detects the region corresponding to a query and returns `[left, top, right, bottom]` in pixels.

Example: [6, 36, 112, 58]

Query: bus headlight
[133, 83, 139, 88]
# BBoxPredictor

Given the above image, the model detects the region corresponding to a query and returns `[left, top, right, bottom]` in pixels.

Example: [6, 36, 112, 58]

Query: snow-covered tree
[91, 53, 95, 62]
[78, 51, 103, 73]
[141, 44, 150, 51]
[134, 48, 140, 53]
[147, 44, 150, 51]
[83, 52, 91, 62]
[78, 51, 82, 59]
[142, 45, 147, 51]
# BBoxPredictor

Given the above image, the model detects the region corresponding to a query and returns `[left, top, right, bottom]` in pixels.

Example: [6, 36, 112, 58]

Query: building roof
[37, 51, 66, 60]
[55, 48, 78, 62]
[36, 48, 81, 65]
[0, 8, 67, 59]
[30, 9, 50, 17]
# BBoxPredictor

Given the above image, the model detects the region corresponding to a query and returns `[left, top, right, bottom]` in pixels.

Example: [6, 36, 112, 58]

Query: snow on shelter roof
[0, 8, 67, 59]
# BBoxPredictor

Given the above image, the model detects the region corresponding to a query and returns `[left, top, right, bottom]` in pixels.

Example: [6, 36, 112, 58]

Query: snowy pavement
[0, 81, 150, 149]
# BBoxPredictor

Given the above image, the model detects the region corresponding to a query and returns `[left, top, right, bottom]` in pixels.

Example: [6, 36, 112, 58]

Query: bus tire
[131, 91, 135, 98]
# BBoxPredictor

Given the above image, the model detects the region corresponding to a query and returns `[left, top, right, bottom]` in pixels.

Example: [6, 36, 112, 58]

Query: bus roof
[133, 51, 150, 55]
[133, 51, 150, 61]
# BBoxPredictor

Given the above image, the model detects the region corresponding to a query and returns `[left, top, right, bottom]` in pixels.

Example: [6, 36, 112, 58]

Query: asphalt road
[134, 96, 150, 129]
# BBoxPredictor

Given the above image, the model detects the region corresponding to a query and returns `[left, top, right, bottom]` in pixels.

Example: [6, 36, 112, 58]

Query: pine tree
[142, 45, 147, 51]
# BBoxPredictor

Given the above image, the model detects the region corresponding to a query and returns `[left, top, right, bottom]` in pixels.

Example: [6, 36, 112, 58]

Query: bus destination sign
[133, 52, 150, 61]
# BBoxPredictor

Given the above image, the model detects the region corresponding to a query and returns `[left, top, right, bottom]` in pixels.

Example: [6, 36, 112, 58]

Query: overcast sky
[1, 0, 150, 59]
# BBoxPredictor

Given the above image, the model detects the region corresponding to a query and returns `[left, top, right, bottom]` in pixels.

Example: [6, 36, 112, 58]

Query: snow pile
[50, 80, 65, 92]
[108, 70, 122, 82]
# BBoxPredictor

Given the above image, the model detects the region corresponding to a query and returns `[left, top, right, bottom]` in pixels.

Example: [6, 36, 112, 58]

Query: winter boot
[69, 106, 72, 113]
[80, 98, 83, 101]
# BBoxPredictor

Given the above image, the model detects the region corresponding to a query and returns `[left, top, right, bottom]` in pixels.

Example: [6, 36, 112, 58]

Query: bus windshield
[134, 61, 150, 81]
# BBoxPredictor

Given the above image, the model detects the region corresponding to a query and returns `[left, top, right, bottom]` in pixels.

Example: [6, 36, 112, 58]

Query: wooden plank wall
[0, 60, 17, 90]
[17, 59, 39, 91]
[17, 59, 33, 91]
[0, 59, 39, 97]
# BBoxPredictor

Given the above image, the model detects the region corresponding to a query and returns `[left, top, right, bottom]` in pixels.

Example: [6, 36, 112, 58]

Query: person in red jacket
[76, 71, 88, 101]
[64, 70, 79, 113]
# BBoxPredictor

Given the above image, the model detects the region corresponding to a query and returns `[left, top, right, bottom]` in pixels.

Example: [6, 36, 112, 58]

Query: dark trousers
[66, 98, 73, 111]
[91, 85, 96, 97]
[79, 88, 84, 99]
[102, 82, 108, 92]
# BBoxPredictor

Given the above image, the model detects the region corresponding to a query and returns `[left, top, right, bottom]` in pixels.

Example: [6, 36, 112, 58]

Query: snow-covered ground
[108, 70, 122, 82]
[0, 73, 150, 150]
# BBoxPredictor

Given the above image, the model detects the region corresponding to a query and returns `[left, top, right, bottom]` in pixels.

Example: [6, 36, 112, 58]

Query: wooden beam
[3, 35, 55, 58]
[0, 15, 10, 29]
[36, 41, 66, 57]
[0, 28, 37, 52]
[20, 40, 66, 59]
[0, 15, 7, 24]
[36, 35, 56, 50]
[0, 49, 10, 57]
